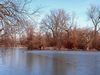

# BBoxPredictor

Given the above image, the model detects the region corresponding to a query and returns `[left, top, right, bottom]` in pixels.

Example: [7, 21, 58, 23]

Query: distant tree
[41, 9, 71, 49]
[87, 5, 100, 49]
[0, 0, 40, 47]
[87, 5, 100, 36]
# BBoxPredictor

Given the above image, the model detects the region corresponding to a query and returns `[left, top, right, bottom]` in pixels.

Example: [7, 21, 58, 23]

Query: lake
[0, 48, 100, 75]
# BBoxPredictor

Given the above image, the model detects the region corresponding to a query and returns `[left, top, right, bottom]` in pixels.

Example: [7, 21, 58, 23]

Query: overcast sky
[29, 0, 100, 27]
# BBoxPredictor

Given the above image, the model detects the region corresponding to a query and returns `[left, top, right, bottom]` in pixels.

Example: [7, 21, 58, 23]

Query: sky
[28, 0, 100, 28]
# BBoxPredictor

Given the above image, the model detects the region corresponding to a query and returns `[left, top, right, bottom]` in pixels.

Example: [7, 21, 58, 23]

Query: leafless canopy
[41, 9, 70, 36]
[87, 5, 100, 35]
[0, 0, 39, 37]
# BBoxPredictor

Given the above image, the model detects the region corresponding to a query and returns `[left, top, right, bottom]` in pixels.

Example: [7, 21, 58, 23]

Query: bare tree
[0, 0, 40, 47]
[87, 5, 100, 49]
[87, 5, 100, 35]
[41, 9, 70, 49]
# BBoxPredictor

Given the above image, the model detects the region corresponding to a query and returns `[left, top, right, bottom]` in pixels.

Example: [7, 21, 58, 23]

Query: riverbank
[0, 46, 99, 51]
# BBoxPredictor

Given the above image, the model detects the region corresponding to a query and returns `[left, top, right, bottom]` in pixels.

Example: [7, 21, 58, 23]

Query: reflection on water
[0, 49, 100, 75]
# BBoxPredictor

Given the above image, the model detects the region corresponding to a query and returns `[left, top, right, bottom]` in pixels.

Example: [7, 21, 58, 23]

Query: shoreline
[0, 47, 99, 52]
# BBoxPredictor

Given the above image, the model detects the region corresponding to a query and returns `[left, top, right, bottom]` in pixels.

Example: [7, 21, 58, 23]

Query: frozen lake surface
[0, 48, 100, 75]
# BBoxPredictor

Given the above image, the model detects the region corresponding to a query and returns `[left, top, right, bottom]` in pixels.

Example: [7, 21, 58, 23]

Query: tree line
[0, 0, 100, 51]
